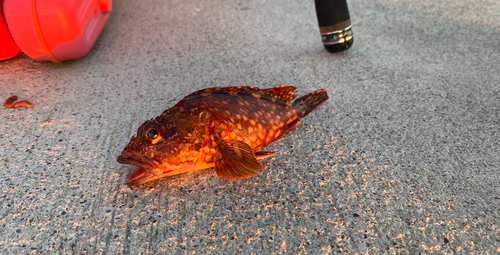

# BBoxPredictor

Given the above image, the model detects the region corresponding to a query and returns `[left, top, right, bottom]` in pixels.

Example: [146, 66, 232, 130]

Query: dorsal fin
[182, 86, 257, 101]
[182, 86, 298, 106]
[262, 85, 297, 105]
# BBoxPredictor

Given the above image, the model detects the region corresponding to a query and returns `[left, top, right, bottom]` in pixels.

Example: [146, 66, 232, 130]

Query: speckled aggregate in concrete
[1, 0, 499, 254]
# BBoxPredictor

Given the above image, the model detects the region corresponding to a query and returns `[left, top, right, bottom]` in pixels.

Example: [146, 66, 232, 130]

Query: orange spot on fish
[258, 131, 266, 140]
[250, 135, 257, 142]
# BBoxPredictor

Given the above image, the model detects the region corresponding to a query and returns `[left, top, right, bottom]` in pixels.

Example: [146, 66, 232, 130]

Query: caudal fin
[293, 89, 328, 118]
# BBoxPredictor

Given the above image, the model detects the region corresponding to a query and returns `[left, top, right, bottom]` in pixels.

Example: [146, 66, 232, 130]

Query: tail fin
[293, 89, 329, 118]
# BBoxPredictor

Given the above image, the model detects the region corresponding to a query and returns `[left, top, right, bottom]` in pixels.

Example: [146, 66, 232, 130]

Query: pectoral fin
[201, 111, 268, 180]
[215, 139, 266, 180]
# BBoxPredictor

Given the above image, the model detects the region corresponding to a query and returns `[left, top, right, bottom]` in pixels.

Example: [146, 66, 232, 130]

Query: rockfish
[117, 85, 328, 186]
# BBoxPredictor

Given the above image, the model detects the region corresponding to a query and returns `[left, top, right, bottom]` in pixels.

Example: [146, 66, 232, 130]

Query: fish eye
[142, 122, 165, 144]
[147, 129, 159, 140]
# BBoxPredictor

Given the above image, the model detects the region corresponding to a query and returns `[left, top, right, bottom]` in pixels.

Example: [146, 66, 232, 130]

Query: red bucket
[1, 0, 111, 63]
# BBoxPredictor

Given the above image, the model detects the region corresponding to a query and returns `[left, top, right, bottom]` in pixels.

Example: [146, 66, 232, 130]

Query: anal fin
[254, 151, 276, 159]
[274, 119, 301, 141]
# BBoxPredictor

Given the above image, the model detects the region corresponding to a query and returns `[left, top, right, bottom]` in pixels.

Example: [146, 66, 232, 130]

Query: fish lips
[117, 152, 153, 170]
[117, 152, 157, 186]
[126, 168, 155, 186]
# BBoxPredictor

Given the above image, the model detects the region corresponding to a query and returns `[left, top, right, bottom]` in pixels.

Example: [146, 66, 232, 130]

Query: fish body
[117, 85, 328, 185]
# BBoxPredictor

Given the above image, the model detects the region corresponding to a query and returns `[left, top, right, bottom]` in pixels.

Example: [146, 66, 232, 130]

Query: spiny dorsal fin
[182, 86, 298, 106]
[183, 86, 258, 100]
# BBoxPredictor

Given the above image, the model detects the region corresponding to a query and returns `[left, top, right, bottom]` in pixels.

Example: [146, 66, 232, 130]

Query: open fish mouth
[125, 167, 156, 186]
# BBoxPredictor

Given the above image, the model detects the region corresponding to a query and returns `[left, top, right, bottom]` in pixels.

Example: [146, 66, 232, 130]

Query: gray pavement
[1, 0, 499, 253]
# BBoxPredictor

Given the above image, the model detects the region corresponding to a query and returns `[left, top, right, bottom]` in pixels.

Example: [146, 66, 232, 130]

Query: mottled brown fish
[117, 85, 328, 186]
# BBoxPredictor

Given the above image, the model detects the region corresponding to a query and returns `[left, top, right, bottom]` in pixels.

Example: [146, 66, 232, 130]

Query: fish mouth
[117, 151, 199, 186]
[126, 167, 157, 186]
[117, 152, 161, 186]
[117, 152, 156, 170]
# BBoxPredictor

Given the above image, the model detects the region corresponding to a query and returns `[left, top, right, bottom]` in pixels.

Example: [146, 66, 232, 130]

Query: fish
[117, 85, 328, 186]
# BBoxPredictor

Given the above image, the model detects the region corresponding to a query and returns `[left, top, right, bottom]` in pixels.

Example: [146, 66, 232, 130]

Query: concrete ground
[1, 0, 499, 253]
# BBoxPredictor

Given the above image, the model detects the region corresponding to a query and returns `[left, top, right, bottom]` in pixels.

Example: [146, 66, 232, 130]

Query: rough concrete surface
[1, 0, 499, 254]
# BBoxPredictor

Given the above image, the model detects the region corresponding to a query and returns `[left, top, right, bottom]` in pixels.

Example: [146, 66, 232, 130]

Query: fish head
[117, 117, 198, 186]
